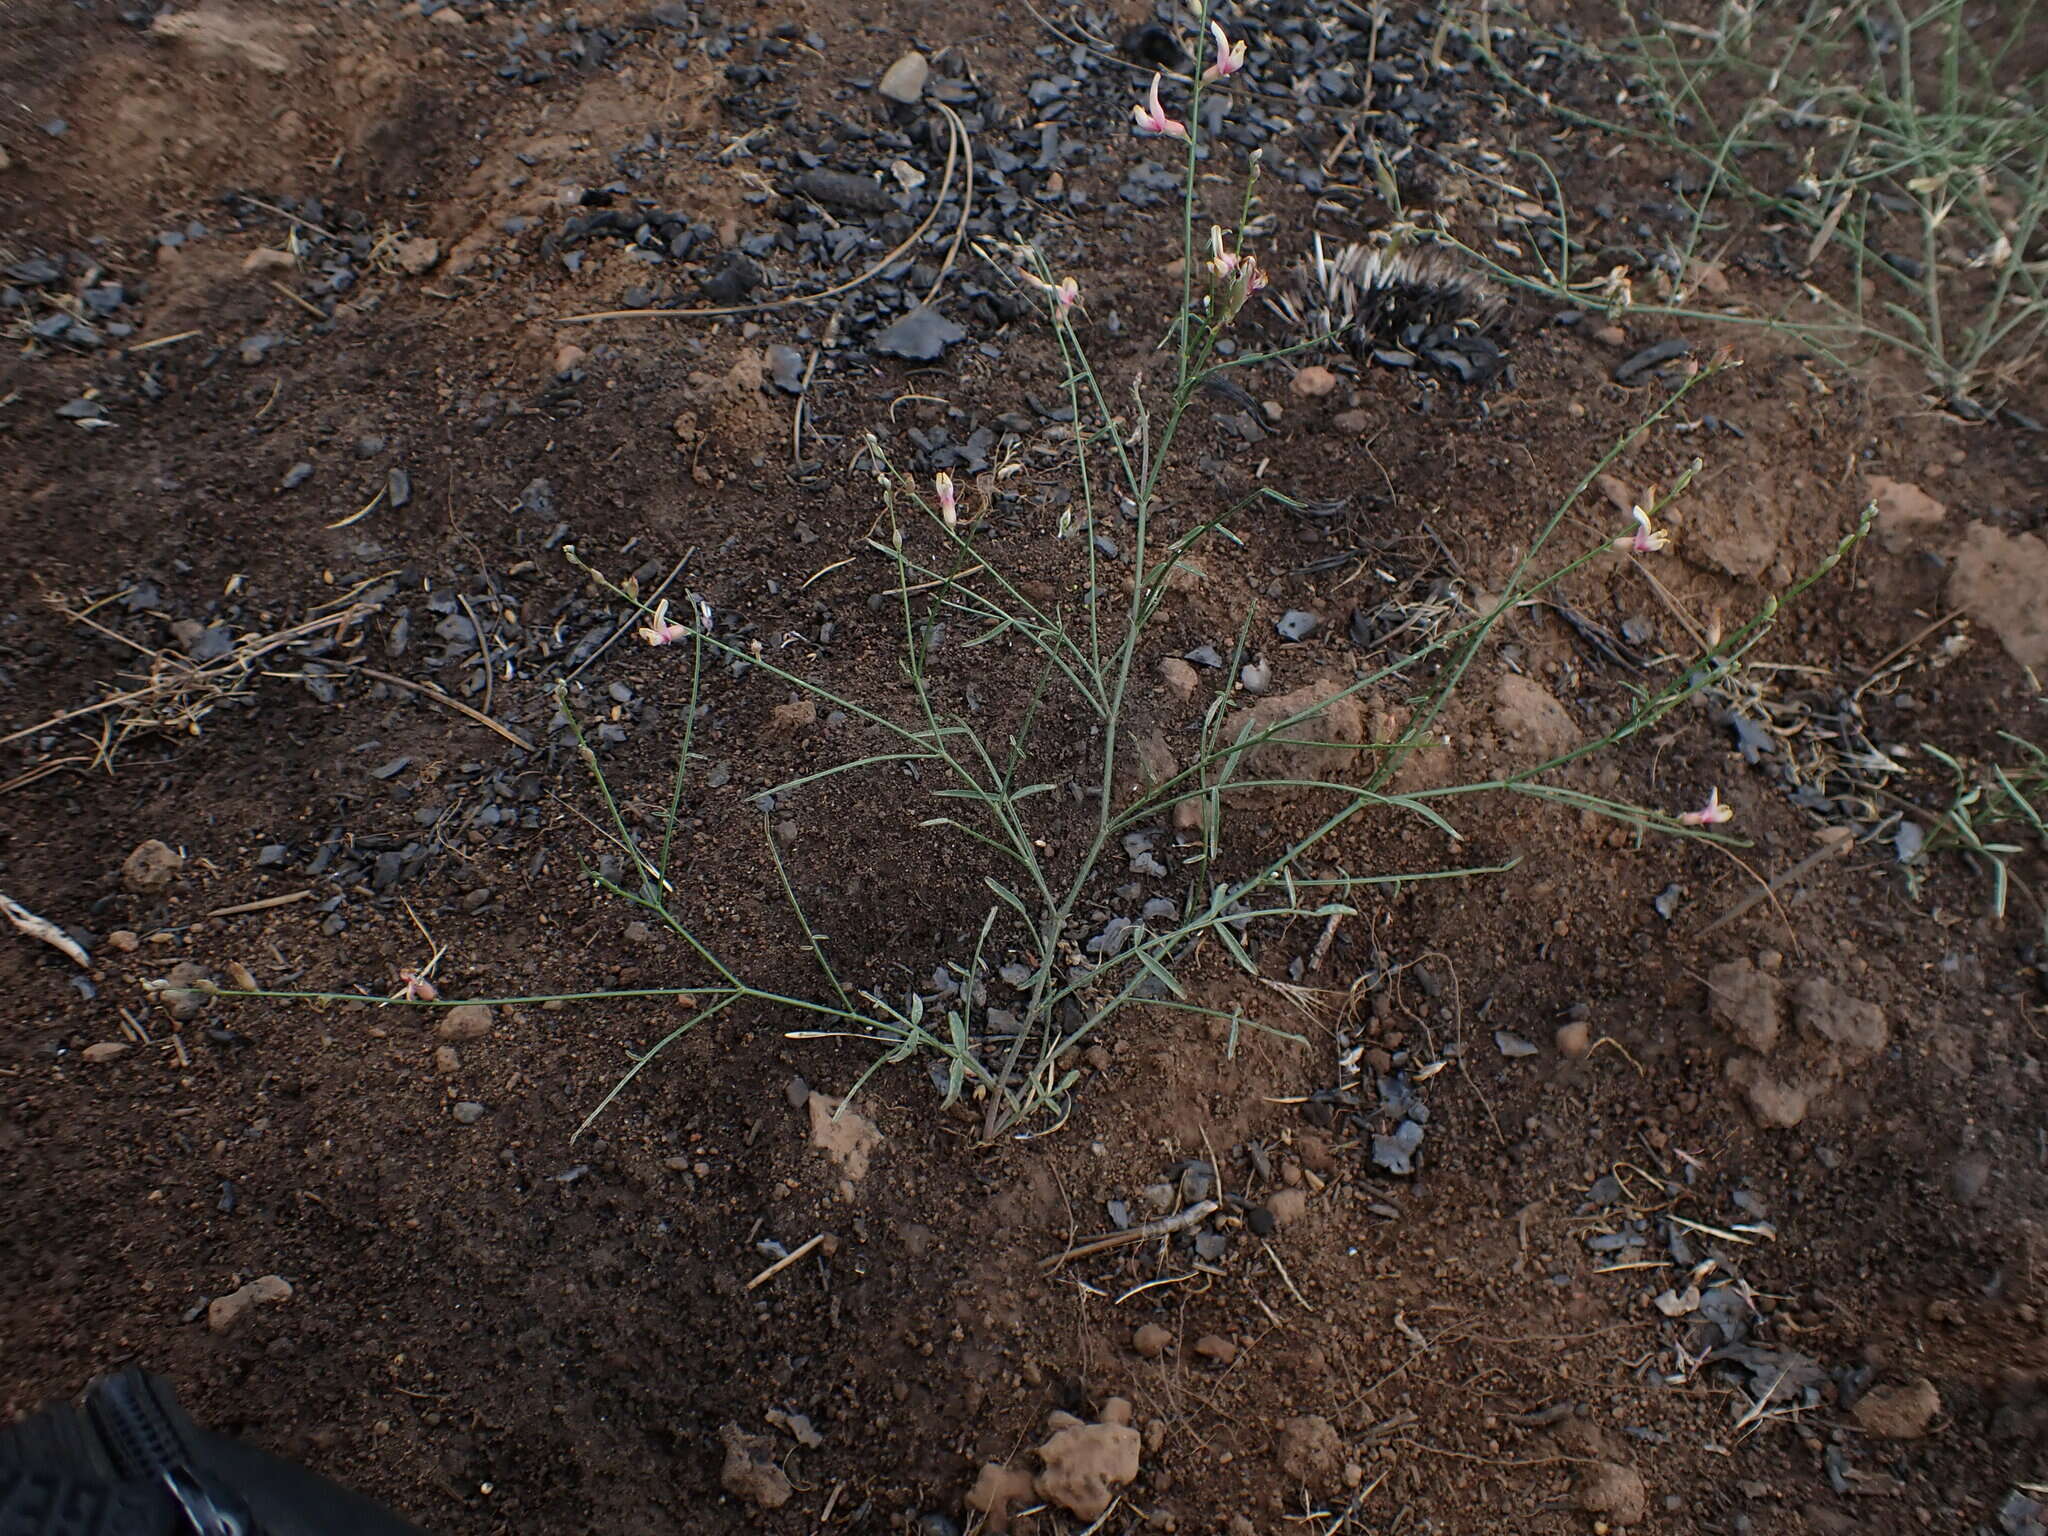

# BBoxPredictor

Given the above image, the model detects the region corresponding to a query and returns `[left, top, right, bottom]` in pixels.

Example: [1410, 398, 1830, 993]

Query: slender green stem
[656, 626, 705, 886]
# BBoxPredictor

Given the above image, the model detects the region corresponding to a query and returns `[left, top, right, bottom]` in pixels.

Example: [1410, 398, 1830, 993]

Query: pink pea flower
[935, 471, 958, 530]
[1214, 251, 1269, 323]
[396, 969, 438, 1002]
[1132, 74, 1187, 138]
[1679, 787, 1734, 827]
[1020, 269, 1081, 315]
[1202, 21, 1247, 82]
[636, 598, 690, 646]
[1617, 505, 1672, 554]
[1207, 225, 1240, 282]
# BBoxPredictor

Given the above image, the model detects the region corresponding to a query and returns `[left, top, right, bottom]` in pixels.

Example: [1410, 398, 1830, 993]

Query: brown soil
[4, 3, 2046, 1534]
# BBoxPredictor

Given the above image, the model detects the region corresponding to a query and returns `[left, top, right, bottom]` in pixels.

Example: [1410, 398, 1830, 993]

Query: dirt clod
[1220, 679, 1366, 798]
[1864, 475, 1947, 553]
[1492, 674, 1580, 760]
[1193, 1333, 1237, 1365]
[1274, 1414, 1342, 1487]
[762, 699, 818, 740]
[965, 1463, 1034, 1534]
[1708, 958, 1783, 1053]
[435, 1005, 493, 1040]
[807, 1092, 882, 1182]
[1854, 1377, 1941, 1439]
[148, 11, 294, 74]
[1725, 1056, 1814, 1128]
[1794, 976, 1887, 1058]
[120, 839, 183, 894]
[718, 1423, 792, 1509]
[1159, 656, 1199, 699]
[1132, 1323, 1172, 1358]
[392, 236, 441, 276]
[207, 1274, 292, 1332]
[1948, 524, 2048, 667]
[1574, 1461, 1648, 1525]
[1291, 365, 1338, 397]
[1035, 1414, 1141, 1520]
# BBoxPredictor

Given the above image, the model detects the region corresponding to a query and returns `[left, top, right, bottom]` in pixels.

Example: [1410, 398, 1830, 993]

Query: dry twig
[1, 893, 90, 967]
[342, 664, 534, 752]
[1042, 1200, 1220, 1270]
[0, 600, 373, 768]
[746, 1233, 828, 1290]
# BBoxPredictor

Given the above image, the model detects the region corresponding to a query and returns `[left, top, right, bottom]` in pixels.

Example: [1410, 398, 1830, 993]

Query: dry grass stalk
[0, 596, 375, 776]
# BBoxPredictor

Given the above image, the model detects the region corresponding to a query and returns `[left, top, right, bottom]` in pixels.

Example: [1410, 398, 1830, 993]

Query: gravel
[874, 306, 966, 362]
[876, 50, 929, 103]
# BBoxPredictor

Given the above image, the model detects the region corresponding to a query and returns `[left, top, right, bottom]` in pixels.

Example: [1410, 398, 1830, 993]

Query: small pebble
[1951, 1155, 1991, 1205]
[121, 838, 183, 893]
[206, 1274, 291, 1333]
[1132, 1324, 1172, 1358]
[873, 305, 964, 362]
[452, 1101, 486, 1124]
[436, 1005, 492, 1040]
[768, 344, 806, 394]
[877, 50, 930, 103]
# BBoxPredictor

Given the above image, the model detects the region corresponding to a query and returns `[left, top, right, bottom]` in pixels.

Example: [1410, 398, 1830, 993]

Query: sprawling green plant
[1912, 733, 2048, 935]
[223, 1, 1870, 1140]
[1455, 0, 2047, 407]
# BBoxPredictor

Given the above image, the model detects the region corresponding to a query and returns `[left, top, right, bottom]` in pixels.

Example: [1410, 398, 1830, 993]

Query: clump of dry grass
[0, 592, 374, 793]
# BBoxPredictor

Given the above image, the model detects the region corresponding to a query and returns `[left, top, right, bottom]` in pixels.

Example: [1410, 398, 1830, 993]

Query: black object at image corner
[0, 1368, 427, 1536]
